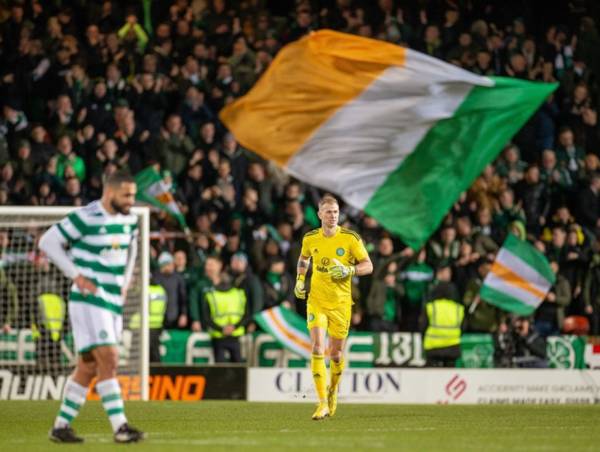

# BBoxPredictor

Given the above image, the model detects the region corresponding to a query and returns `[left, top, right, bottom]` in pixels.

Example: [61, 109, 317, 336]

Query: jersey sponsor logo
[320, 257, 330, 266]
[100, 248, 126, 260]
[316, 265, 329, 273]
[336, 248, 345, 256]
[124, 225, 131, 233]
[100, 226, 107, 234]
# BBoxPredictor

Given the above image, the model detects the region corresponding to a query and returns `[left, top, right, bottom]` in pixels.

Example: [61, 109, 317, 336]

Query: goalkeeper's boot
[114, 423, 145, 443]
[312, 401, 330, 420]
[49, 426, 84, 443]
[328, 386, 338, 417]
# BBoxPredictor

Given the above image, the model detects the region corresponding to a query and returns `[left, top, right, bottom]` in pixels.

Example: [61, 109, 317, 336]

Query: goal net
[0, 206, 149, 401]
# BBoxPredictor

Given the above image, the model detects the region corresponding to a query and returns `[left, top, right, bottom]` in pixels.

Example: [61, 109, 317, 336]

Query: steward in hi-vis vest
[129, 284, 167, 363]
[422, 275, 464, 368]
[202, 273, 249, 363]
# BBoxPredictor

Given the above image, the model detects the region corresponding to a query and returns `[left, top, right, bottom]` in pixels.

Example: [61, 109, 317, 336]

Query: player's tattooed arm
[297, 255, 310, 277]
[295, 255, 310, 300]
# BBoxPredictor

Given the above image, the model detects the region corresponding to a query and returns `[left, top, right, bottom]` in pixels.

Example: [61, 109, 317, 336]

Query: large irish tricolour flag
[220, 30, 557, 249]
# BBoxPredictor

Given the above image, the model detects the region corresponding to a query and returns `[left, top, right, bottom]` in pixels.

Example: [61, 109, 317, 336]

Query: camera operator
[495, 316, 548, 368]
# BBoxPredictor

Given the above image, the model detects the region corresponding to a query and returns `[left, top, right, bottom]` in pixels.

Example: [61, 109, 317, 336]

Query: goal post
[0, 206, 150, 401]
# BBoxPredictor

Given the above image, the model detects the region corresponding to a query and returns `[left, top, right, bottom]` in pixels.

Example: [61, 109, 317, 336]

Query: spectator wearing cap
[152, 251, 188, 329]
[230, 251, 264, 329]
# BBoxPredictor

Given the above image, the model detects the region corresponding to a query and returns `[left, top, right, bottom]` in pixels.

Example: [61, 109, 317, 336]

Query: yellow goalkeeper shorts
[307, 302, 351, 339]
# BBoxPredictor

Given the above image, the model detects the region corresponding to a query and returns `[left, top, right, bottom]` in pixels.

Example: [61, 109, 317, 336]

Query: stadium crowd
[1, 0, 600, 354]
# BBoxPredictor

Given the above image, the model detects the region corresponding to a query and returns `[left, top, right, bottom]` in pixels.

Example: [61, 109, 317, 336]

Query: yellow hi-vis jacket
[36, 293, 65, 341]
[206, 288, 247, 338]
[424, 298, 464, 351]
[129, 285, 167, 329]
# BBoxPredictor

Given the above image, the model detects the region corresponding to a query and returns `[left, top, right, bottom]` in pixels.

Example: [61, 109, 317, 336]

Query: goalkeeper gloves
[329, 259, 356, 280]
[295, 274, 306, 299]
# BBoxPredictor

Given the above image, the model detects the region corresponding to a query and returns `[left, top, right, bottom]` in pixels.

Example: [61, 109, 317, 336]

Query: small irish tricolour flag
[135, 166, 187, 229]
[481, 234, 556, 316]
[220, 30, 557, 249]
[254, 306, 311, 358]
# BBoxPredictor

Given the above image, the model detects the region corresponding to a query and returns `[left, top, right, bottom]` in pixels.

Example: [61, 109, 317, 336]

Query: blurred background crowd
[1, 0, 600, 354]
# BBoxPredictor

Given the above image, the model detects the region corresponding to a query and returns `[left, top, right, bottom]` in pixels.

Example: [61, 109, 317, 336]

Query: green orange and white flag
[254, 306, 311, 358]
[480, 234, 556, 316]
[135, 166, 187, 229]
[220, 30, 557, 249]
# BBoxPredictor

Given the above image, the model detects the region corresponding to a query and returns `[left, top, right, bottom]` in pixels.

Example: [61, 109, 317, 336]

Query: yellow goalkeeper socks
[330, 357, 345, 391]
[311, 354, 327, 401]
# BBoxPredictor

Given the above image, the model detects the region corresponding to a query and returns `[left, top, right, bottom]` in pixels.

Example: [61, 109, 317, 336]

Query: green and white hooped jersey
[54, 200, 138, 315]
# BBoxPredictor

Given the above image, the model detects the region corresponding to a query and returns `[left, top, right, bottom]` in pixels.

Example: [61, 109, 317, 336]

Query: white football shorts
[68, 302, 122, 353]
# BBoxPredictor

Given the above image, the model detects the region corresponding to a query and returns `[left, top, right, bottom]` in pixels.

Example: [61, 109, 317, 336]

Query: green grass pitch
[1, 401, 599, 451]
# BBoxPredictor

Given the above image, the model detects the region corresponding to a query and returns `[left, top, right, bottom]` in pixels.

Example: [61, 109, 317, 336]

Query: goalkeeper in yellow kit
[295, 195, 373, 420]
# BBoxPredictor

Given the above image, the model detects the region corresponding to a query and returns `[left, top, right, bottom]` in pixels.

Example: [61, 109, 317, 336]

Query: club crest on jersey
[336, 248, 345, 256]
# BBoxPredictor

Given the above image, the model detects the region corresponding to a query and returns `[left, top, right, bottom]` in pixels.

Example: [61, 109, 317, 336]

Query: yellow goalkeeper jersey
[301, 226, 369, 309]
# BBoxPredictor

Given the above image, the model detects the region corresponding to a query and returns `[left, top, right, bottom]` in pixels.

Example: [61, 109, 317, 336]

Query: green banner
[456, 334, 495, 368]
[0, 330, 591, 369]
[546, 335, 587, 369]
